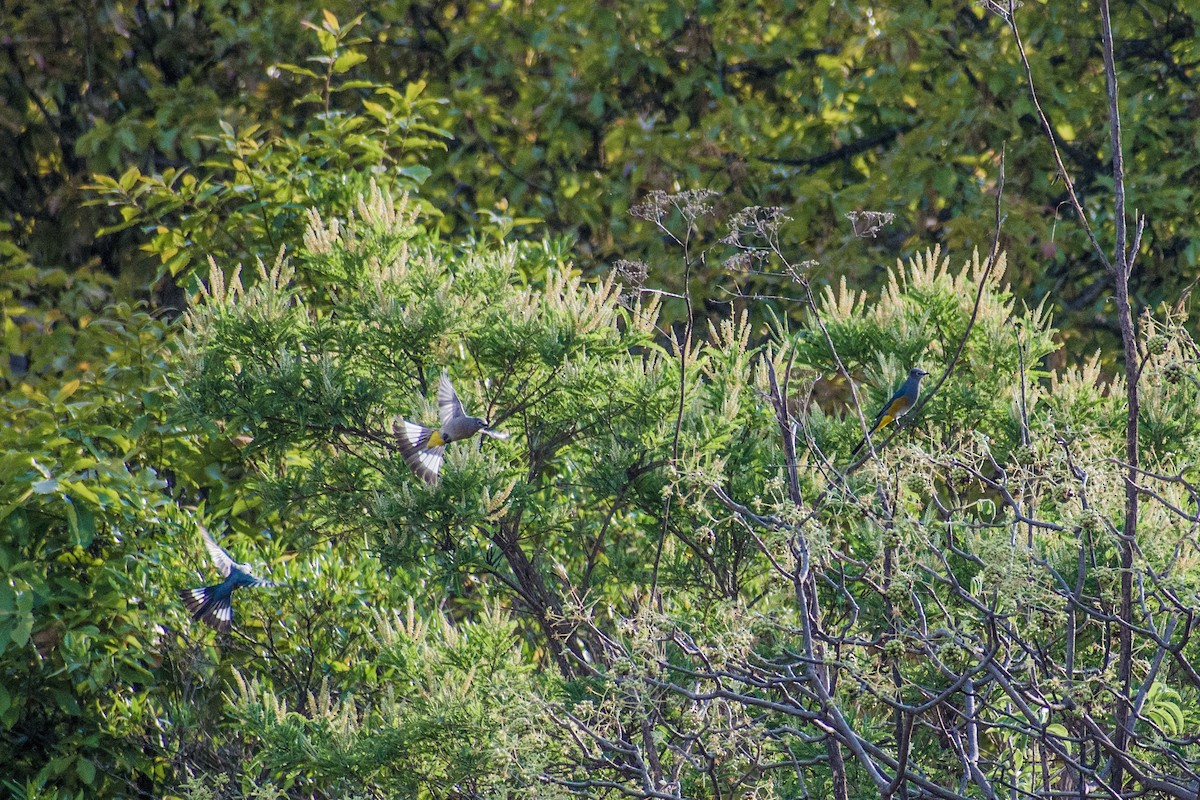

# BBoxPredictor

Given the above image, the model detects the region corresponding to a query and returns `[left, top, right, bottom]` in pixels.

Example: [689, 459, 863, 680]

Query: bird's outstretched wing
[199, 525, 235, 578]
[437, 372, 467, 426]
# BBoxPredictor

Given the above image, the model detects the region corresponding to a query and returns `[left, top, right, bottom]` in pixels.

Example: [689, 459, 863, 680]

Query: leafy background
[2, 1, 1198, 798]
[5, 1, 1198, 336]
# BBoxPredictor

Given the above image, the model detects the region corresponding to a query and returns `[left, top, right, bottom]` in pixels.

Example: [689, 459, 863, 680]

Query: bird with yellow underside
[851, 368, 929, 457]
[393, 372, 509, 484]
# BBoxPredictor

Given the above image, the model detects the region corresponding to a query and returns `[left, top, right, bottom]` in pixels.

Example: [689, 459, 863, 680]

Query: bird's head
[475, 415, 511, 440]
[910, 368, 930, 380]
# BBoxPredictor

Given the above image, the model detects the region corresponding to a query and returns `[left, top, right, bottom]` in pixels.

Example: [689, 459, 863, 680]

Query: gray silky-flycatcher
[179, 525, 276, 633]
[851, 368, 929, 457]
[393, 372, 509, 484]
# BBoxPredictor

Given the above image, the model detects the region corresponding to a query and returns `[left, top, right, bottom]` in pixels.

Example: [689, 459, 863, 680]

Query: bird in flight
[851, 368, 930, 457]
[393, 372, 509, 484]
[179, 525, 276, 633]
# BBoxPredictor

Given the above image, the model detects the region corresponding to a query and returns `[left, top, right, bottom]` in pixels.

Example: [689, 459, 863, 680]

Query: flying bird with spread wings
[393, 372, 509, 484]
[179, 525, 276, 632]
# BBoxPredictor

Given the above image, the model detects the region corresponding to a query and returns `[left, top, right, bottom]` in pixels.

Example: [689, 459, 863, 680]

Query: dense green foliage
[0, 238, 560, 796]
[0, 258, 187, 796]
[157, 186, 1200, 798]
[3, 1, 1200, 798]
[4, 1, 1199, 337]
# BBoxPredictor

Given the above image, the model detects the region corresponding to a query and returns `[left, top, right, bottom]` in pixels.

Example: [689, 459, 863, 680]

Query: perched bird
[393, 372, 509, 484]
[179, 525, 275, 633]
[851, 368, 930, 457]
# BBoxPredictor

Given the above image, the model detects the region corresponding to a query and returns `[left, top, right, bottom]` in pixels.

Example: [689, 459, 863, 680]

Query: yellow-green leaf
[55, 379, 81, 403]
[333, 51, 368, 74]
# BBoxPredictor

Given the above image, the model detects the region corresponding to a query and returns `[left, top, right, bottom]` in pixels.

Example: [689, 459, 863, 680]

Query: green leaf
[398, 165, 432, 184]
[274, 63, 321, 79]
[117, 166, 142, 192]
[1045, 723, 1069, 739]
[75, 757, 95, 786]
[9, 613, 32, 649]
[332, 51, 368, 74]
[66, 500, 96, 547]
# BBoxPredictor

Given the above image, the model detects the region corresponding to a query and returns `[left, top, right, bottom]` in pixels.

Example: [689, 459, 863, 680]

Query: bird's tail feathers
[394, 419, 438, 448]
[393, 419, 446, 484]
[851, 413, 898, 458]
[179, 585, 234, 633]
